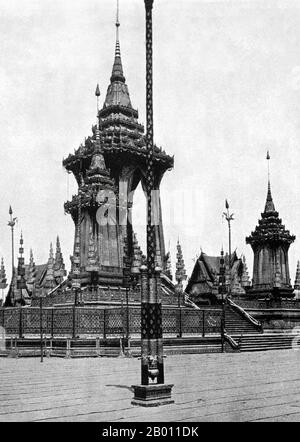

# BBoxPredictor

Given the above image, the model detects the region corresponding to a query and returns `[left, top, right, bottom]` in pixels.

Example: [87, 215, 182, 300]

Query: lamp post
[223, 199, 234, 296]
[131, 0, 173, 406]
[8, 206, 17, 304]
[38, 293, 46, 363]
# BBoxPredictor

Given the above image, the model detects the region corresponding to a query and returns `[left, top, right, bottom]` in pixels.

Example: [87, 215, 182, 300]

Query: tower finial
[116, 0, 120, 35]
[264, 151, 275, 213]
[110, 0, 125, 83]
[95, 83, 101, 135]
[115, 0, 120, 57]
[95, 84, 100, 114]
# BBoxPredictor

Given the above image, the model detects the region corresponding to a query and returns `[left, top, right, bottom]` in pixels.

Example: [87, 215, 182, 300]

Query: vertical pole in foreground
[131, 0, 173, 406]
[40, 297, 43, 363]
[219, 249, 226, 353]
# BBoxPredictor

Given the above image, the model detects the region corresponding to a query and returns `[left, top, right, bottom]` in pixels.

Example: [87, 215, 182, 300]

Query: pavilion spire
[295, 261, 300, 290]
[110, 0, 125, 84]
[175, 240, 187, 284]
[28, 249, 36, 283]
[45, 242, 55, 289]
[17, 232, 26, 285]
[0, 258, 7, 292]
[164, 249, 173, 281]
[264, 151, 275, 213]
[54, 236, 66, 281]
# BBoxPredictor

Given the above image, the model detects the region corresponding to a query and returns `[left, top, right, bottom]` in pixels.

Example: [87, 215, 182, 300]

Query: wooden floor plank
[1, 349, 300, 421]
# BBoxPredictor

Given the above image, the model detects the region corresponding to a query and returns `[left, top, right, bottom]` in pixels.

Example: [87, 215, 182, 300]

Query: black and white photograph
[1, 0, 300, 425]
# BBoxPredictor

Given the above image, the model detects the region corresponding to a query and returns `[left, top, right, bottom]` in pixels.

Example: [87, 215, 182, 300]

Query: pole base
[131, 384, 174, 407]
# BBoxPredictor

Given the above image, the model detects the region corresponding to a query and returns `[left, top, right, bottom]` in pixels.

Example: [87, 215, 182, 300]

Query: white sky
[1, 0, 300, 298]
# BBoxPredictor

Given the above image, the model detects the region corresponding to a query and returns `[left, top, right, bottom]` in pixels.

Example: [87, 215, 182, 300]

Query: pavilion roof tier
[63, 134, 173, 185]
[246, 192, 295, 248]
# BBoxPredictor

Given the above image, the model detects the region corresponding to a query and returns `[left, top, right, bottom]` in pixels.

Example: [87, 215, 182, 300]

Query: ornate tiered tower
[0, 258, 7, 306]
[246, 179, 295, 299]
[26, 249, 36, 294]
[14, 234, 30, 305]
[164, 251, 173, 281]
[63, 5, 173, 292]
[294, 261, 300, 300]
[175, 240, 187, 306]
[54, 236, 66, 284]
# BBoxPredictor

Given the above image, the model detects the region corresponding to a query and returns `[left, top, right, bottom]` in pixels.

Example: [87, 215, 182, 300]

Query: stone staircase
[237, 333, 300, 352]
[225, 300, 300, 352]
[224, 304, 262, 335]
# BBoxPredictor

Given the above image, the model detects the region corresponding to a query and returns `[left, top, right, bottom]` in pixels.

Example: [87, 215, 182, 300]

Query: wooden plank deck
[1, 349, 300, 421]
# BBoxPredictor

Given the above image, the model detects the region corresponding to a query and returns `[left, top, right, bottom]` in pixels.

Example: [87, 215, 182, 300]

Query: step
[240, 346, 298, 352]
[241, 336, 296, 340]
[241, 342, 296, 347]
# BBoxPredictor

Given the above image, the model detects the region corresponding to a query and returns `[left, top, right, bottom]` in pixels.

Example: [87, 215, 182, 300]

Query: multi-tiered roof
[63, 14, 173, 188]
[246, 181, 295, 248]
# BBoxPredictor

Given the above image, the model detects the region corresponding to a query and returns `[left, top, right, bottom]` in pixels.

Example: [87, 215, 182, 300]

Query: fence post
[96, 336, 100, 357]
[19, 307, 23, 339]
[120, 289, 125, 338]
[119, 337, 125, 357]
[65, 338, 71, 358]
[72, 305, 76, 339]
[12, 337, 18, 358]
[202, 310, 205, 337]
[51, 308, 54, 338]
[177, 308, 182, 338]
[103, 309, 107, 339]
[9, 337, 14, 357]
[126, 287, 130, 339]
[40, 298, 43, 363]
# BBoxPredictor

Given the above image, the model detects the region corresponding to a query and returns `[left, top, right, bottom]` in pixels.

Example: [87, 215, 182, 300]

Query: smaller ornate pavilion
[185, 251, 251, 305]
[246, 179, 295, 299]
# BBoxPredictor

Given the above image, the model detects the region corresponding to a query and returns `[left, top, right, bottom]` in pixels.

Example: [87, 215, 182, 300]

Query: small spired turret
[175, 240, 187, 306]
[241, 255, 251, 288]
[175, 240, 187, 284]
[0, 258, 7, 305]
[294, 261, 300, 300]
[246, 154, 295, 299]
[44, 243, 56, 292]
[54, 236, 66, 283]
[27, 249, 37, 295]
[164, 251, 173, 281]
[15, 233, 30, 305]
[0, 258, 7, 289]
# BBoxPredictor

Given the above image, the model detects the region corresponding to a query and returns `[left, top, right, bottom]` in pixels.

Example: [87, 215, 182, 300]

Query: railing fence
[0, 306, 222, 338]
